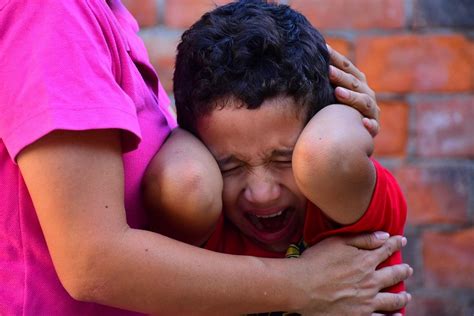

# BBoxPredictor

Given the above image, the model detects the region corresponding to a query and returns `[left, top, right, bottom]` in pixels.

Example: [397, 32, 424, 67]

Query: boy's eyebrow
[216, 149, 294, 167]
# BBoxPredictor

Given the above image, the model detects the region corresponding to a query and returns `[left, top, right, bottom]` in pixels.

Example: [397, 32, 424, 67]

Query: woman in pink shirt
[0, 0, 410, 314]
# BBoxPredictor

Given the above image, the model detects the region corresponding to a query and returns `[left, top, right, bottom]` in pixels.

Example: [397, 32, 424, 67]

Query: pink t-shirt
[0, 0, 176, 314]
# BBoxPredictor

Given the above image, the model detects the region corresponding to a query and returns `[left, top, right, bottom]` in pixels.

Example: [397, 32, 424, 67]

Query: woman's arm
[17, 129, 291, 314]
[18, 129, 410, 314]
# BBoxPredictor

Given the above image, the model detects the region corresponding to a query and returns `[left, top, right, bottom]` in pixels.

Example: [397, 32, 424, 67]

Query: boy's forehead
[195, 96, 308, 155]
[198, 95, 308, 124]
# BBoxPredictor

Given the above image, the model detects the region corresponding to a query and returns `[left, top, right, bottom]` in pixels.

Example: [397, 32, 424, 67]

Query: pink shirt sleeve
[0, 0, 141, 161]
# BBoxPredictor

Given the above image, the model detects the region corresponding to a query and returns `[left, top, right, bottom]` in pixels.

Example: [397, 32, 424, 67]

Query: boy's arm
[142, 128, 222, 246]
[293, 104, 375, 225]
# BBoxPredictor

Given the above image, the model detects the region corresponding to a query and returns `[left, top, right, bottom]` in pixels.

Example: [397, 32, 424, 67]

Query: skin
[143, 128, 223, 246]
[144, 45, 383, 248]
[16, 45, 411, 314]
[138, 50, 412, 315]
[326, 44, 380, 136]
[196, 96, 308, 253]
[193, 95, 378, 255]
[293, 103, 375, 225]
[17, 129, 412, 315]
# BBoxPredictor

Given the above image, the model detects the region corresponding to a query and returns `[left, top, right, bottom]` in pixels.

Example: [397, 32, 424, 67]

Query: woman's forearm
[17, 129, 302, 314]
[17, 129, 410, 315]
[73, 227, 300, 315]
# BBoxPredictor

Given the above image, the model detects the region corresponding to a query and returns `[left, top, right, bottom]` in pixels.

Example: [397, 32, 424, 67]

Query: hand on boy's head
[327, 45, 381, 137]
[362, 116, 381, 138]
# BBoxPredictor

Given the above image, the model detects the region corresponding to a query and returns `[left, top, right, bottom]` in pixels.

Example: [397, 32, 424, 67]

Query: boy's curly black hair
[173, 0, 335, 134]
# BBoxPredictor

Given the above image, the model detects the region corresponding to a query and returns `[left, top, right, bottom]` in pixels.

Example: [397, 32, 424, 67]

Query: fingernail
[407, 293, 412, 301]
[329, 65, 336, 78]
[326, 43, 332, 51]
[336, 87, 350, 99]
[374, 231, 389, 240]
[409, 266, 414, 275]
[401, 237, 407, 247]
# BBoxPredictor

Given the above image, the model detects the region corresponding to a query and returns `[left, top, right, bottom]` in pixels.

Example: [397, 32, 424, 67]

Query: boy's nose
[243, 168, 280, 205]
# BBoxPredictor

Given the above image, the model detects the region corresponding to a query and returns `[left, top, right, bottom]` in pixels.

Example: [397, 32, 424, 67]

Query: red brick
[325, 37, 351, 58]
[423, 229, 474, 289]
[413, 0, 474, 29]
[289, 0, 405, 30]
[392, 166, 470, 226]
[356, 35, 474, 93]
[164, 0, 231, 29]
[414, 96, 474, 158]
[373, 100, 408, 157]
[122, 0, 159, 28]
[141, 31, 181, 93]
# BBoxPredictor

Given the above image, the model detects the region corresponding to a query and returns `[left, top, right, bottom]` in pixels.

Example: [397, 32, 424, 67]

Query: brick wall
[123, 0, 474, 314]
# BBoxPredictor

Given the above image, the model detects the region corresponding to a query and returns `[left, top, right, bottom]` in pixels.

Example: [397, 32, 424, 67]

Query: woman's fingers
[375, 264, 414, 290]
[327, 45, 381, 136]
[327, 44, 366, 82]
[363, 117, 380, 138]
[344, 231, 391, 250]
[372, 291, 412, 313]
[335, 86, 380, 121]
[330, 65, 375, 98]
[372, 235, 407, 264]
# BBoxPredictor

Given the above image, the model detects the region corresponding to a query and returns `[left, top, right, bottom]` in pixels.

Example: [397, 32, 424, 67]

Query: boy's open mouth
[245, 208, 294, 233]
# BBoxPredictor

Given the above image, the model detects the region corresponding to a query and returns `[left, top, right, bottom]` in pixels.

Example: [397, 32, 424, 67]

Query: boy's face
[196, 96, 308, 252]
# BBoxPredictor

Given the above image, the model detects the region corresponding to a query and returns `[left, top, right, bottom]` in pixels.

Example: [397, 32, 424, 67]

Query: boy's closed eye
[220, 160, 292, 176]
[273, 159, 292, 165]
[220, 164, 243, 175]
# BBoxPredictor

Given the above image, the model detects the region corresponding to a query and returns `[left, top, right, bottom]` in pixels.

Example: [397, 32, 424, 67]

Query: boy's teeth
[256, 210, 283, 218]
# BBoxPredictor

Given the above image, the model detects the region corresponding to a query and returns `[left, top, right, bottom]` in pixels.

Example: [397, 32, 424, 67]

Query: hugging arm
[17, 129, 295, 314]
[18, 129, 411, 315]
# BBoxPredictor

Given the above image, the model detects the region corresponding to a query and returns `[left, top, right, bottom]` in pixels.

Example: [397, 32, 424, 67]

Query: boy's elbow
[176, 167, 223, 220]
[150, 158, 222, 214]
[293, 134, 371, 196]
[293, 135, 345, 184]
[143, 156, 222, 246]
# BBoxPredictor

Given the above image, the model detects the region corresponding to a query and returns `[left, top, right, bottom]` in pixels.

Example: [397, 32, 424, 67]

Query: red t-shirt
[205, 159, 407, 292]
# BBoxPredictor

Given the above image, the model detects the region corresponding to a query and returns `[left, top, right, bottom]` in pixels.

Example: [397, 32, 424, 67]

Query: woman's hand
[291, 233, 412, 315]
[327, 44, 380, 137]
